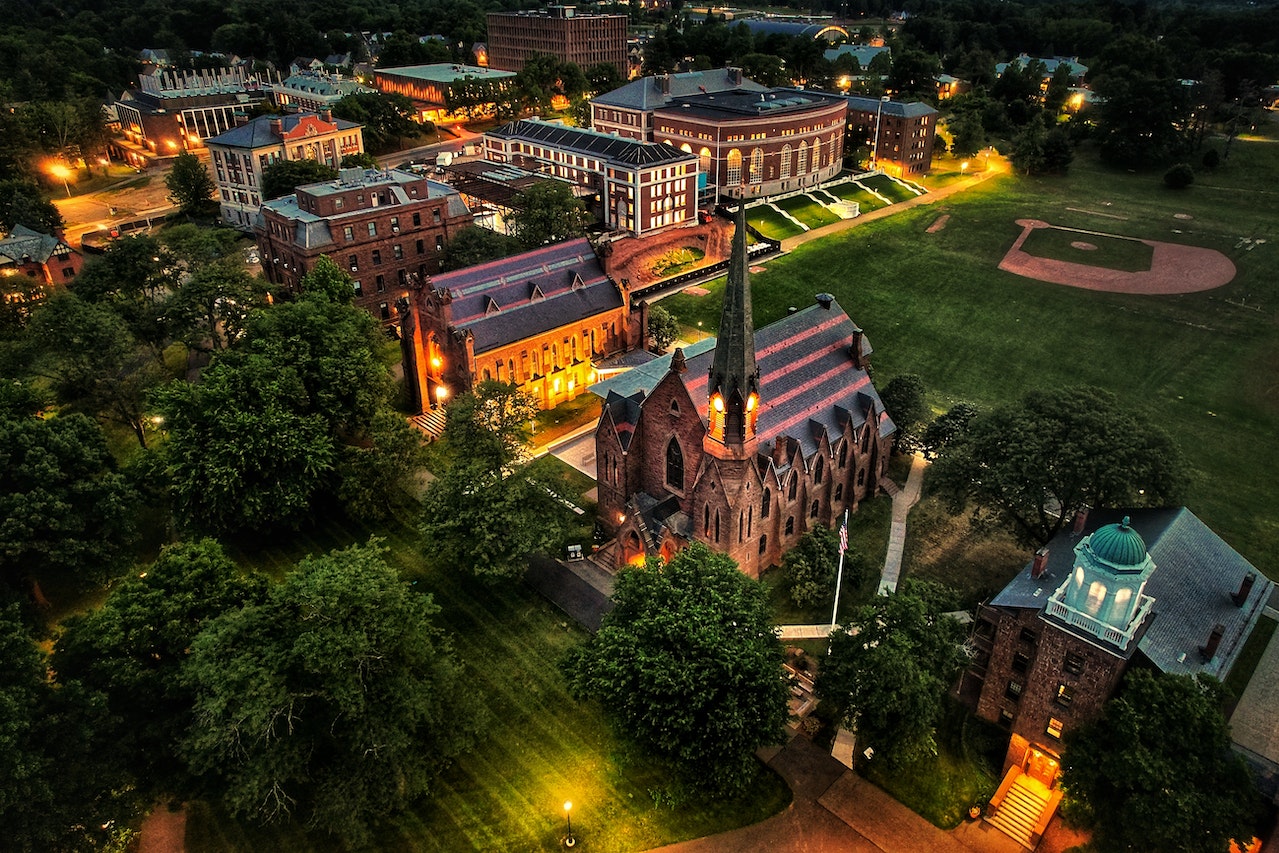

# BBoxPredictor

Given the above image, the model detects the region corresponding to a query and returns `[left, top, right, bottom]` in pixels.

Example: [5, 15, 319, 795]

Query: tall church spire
[706, 204, 760, 455]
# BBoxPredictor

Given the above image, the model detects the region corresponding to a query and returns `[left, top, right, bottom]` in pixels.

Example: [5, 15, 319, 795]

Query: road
[53, 163, 179, 249]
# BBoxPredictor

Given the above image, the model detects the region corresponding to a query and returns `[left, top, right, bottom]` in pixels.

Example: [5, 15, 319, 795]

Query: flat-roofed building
[256, 168, 472, 326]
[373, 63, 516, 123]
[486, 6, 627, 78]
[271, 72, 371, 112]
[484, 119, 698, 236]
[589, 68, 766, 141]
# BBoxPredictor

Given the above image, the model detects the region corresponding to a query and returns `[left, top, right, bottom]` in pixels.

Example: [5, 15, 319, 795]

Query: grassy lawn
[826, 181, 889, 213]
[1019, 226, 1154, 272]
[1224, 615, 1277, 710]
[189, 509, 792, 852]
[747, 206, 805, 241]
[902, 494, 1028, 609]
[667, 129, 1279, 573]
[650, 246, 706, 278]
[532, 393, 601, 447]
[859, 174, 922, 204]
[774, 194, 841, 229]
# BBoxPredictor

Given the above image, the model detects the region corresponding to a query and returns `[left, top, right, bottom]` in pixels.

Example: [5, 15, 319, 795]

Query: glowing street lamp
[48, 163, 72, 197]
[961, 161, 969, 175]
[563, 801, 575, 848]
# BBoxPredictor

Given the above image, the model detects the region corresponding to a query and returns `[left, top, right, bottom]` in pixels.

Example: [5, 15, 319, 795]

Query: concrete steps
[986, 771, 1051, 849]
[410, 408, 447, 440]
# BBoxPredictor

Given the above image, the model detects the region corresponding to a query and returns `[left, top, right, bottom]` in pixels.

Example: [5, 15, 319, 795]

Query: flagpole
[830, 508, 850, 630]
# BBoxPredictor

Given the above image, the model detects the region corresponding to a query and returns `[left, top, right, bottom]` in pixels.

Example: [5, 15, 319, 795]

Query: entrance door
[1025, 747, 1060, 788]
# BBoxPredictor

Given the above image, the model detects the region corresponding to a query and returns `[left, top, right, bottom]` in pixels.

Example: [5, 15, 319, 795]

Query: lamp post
[697, 320, 703, 341]
[871, 95, 889, 170]
[563, 800, 575, 848]
[49, 163, 72, 198]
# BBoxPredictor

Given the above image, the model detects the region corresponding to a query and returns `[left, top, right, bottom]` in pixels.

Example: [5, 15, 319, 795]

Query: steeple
[706, 204, 760, 457]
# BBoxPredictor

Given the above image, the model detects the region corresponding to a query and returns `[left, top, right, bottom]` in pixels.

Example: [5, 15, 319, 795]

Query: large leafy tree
[165, 262, 267, 352]
[0, 178, 62, 233]
[182, 542, 474, 845]
[420, 381, 571, 579]
[646, 304, 680, 353]
[440, 226, 520, 272]
[331, 92, 416, 153]
[878, 373, 928, 451]
[0, 390, 137, 595]
[818, 581, 967, 767]
[562, 543, 789, 795]
[71, 234, 178, 349]
[1062, 671, 1258, 853]
[511, 181, 589, 249]
[930, 386, 1187, 546]
[783, 523, 863, 607]
[165, 150, 216, 215]
[260, 158, 339, 201]
[52, 540, 267, 793]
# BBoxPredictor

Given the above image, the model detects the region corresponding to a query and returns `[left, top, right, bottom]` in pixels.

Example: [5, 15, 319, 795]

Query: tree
[165, 263, 267, 352]
[1010, 112, 1049, 175]
[340, 152, 379, 170]
[0, 178, 62, 233]
[511, 181, 590, 249]
[920, 401, 977, 459]
[260, 158, 339, 201]
[930, 386, 1187, 547]
[1042, 126, 1075, 174]
[295, 253, 356, 303]
[887, 49, 942, 100]
[335, 409, 425, 523]
[783, 523, 863, 607]
[0, 400, 137, 595]
[164, 150, 215, 215]
[182, 542, 474, 845]
[419, 382, 572, 579]
[647, 304, 680, 352]
[71, 234, 177, 349]
[440, 226, 521, 272]
[1163, 162, 1195, 189]
[584, 62, 623, 96]
[1063, 671, 1258, 853]
[949, 111, 986, 158]
[818, 581, 967, 766]
[878, 373, 928, 451]
[562, 543, 789, 794]
[331, 92, 417, 152]
[52, 540, 267, 793]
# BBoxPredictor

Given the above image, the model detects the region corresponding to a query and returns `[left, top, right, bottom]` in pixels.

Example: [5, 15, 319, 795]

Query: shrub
[1163, 163, 1194, 189]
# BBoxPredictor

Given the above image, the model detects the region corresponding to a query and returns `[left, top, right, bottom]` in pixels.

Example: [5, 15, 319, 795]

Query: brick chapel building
[592, 207, 895, 577]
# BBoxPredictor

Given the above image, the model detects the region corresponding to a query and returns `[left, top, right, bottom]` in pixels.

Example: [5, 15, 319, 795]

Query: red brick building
[845, 95, 937, 177]
[401, 237, 643, 413]
[963, 508, 1272, 847]
[651, 88, 847, 200]
[592, 208, 895, 578]
[590, 68, 767, 142]
[486, 7, 628, 79]
[255, 168, 472, 325]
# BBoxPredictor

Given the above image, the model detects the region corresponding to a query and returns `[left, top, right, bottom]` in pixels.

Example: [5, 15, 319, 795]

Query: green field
[664, 130, 1279, 571]
[746, 205, 805, 241]
[187, 510, 792, 852]
[859, 173, 922, 204]
[774, 194, 841, 229]
[825, 181, 889, 213]
[1019, 226, 1154, 272]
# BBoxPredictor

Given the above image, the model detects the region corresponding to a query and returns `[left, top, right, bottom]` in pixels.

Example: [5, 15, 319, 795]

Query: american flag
[839, 520, 848, 553]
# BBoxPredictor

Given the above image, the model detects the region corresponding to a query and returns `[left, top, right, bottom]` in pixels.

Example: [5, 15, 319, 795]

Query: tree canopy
[165, 150, 216, 215]
[782, 522, 864, 608]
[182, 542, 474, 845]
[819, 581, 967, 767]
[1062, 670, 1258, 853]
[511, 181, 590, 250]
[646, 304, 680, 353]
[562, 543, 789, 795]
[261, 159, 339, 201]
[930, 386, 1187, 546]
[440, 226, 521, 272]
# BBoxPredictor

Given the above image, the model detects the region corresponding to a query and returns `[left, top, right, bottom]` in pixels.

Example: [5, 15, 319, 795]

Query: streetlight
[697, 320, 703, 341]
[49, 163, 72, 197]
[563, 800, 575, 848]
[871, 95, 889, 170]
[961, 161, 968, 175]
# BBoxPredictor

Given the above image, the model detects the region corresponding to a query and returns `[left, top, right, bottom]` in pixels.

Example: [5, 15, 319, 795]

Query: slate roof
[207, 113, 360, 149]
[0, 225, 64, 266]
[488, 120, 696, 168]
[991, 507, 1272, 680]
[995, 54, 1088, 79]
[824, 45, 890, 66]
[592, 296, 894, 460]
[591, 68, 767, 111]
[430, 238, 622, 355]
[845, 95, 937, 119]
[657, 88, 846, 120]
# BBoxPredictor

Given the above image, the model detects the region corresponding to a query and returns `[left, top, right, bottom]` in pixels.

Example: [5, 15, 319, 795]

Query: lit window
[1047, 718, 1064, 739]
[1005, 681, 1023, 702]
[1055, 684, 1073, 708]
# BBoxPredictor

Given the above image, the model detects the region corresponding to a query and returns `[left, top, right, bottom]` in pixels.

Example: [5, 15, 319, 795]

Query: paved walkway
[877, 455, 928, 596]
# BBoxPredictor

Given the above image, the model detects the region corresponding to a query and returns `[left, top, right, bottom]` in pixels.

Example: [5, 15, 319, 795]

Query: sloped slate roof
[489, 120, 695, 168]
[824, 44, 890, 66]
[991, 507, 1272, 680]
[591, 68, 768, 110]
[431, 238, 622, 355]
[845, 94, 937, 119]
[0, 224, 62, 264]
[207, 113, 359, 149]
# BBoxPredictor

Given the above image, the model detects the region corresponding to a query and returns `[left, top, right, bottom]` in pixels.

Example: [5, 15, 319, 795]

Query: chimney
[1072, 507, 1089, 535]
[658, 74, 671, 95]
[233, 111, 249, 126]
[270, 118, 284, 137]
[728, 66, 743, 86]
[1232, 573, 1257, 607]
[320, 108, 333, 122]
[849, 325, 864, 369]
[1031, 547, 1050, 579]
[1201, 623, 1225, 660]
[670, 347, 687, 374]
[815, 292, 834, 310]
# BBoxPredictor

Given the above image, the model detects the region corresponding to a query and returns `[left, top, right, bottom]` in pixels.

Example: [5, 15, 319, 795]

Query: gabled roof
[206, 112, 360, 149]
[824, 44, 890, 66]
[488, 120, 696, 168]
[0, 225, 66, 266]
[591, 67, 768, 111]
[430, 238, 622, 354]
[991, 507, 1272, 680]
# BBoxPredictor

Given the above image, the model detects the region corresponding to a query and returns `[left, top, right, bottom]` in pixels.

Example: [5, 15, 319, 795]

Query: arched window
[814, 457, 824, 484]
[747, 507, 753, 537]
[666, 439, 684, 490]
[496, 361, 504, 382]
[738, 511, 744, 542]
[761, 488, 771, 518]
[758, 534, 768, 555]
[780, 144, 792, 179]
[680, 142, 692, 153]
[785, 516, 795, 535]
[750, 147, 763, 185]
[857, 468, 865, 487]
[811, 499, 819, 518]
[726, 149, 742, 185]
[483, 368, 492, 381]
[1086, 581, 1107, 616]
[834, 483, 843, 502]
[509, 358, 516, 381]
[797, 142, 809, 175]
[714, 510, 721, 542]
[704, 504, 711, 534]
[839, 441, 847, 467]
[813, 137, 822, 169]
[699, 147, 712, 173]
[788, 474, 797, 500]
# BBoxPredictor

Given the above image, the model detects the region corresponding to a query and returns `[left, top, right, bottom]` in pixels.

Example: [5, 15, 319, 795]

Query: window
[788, 474, 797, 500]
[1005, 681, 1023, 702]
[761, 488, 771, 519]
[785, 516, 794, 535]
[814, 456, 824, 484]
[1046, 718, 1064, 739]
[726, 149, 742, 185]
[390, 216, 399, 231]
[367, 222, 377, 236]
[379, 302, 390, 320]
[699, 147, 711, 173]
[857, 468, 865, 487]
[436, 235, 445, 252]
[714, 510, 720, 542]
[1063, 653, 1085, 676]
[347, 254, 358, 271]
[433, 209, 441, 224]
[813, 137, 822, 170]
[998, 709, 1015, 729]
[834, 484, 843, 502]
[371, 249, 382, 265]
[810, 500, 819, 518]
[416, 239, 425, 255]
[749, 147, 763, 185]
[1019, 627, 1038, 645]
[780, 144, 792, 179]
[1055, 684, 1073, 708]
[393, 244, 403, 260]
[352, 280, 363, 296]
[376, 275, 385, 293]
[838, 441, 847, 467]
[343, 225, 354, 241]
[412, 212, 421, 227]
[666, 439, 684, 490]
[797, 142, 809, 175]
[759, 535, 767, 555]
[334, 197, 344, 210]
[1086, 581, 1107, 615]
[704, 504, 710, 534]
[1012, 651, 1031, 675]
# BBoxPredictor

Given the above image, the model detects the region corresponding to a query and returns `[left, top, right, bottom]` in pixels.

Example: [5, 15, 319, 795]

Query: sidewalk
[877, 454, 928, 596]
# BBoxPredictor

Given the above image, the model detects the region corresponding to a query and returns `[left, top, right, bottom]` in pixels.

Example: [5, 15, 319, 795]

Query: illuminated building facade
[486, 7, 627, 79]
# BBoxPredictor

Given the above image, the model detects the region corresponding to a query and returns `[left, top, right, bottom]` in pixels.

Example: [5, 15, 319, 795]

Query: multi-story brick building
[270, 72, 371, 112]
[486, 6, 627, 79]
[845, 95, 937, 177]
[651, 88, 847, 200]
[483, 119, 698, 236]
[592, 207, 895, 578]
[206, 111, 365, 230]
[963, 508, 1271, 847]
[589, 68, 767, 141]
[255, 168, 472, 325]
[401, 237, 642, 412]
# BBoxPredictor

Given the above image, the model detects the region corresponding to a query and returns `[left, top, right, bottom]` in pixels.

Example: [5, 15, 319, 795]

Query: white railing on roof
[1044, 588, 1153, 650]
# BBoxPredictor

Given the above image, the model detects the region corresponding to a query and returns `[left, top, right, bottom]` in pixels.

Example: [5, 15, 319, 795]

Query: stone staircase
[409, 408, 447, 440]
[986, 769, 1053, 849]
